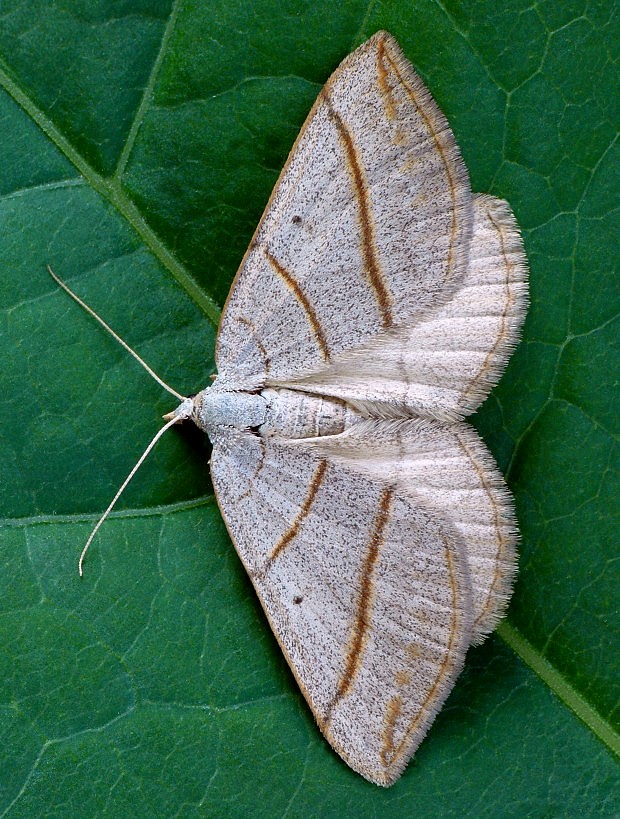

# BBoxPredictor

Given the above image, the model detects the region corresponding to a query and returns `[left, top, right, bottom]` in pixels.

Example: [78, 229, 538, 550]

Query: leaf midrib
[0, 495, 216, 530]
[0, 61, 221, 328]
[497, 622, 620, 758]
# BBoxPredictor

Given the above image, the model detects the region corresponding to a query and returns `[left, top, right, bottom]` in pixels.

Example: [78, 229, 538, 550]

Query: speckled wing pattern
[216, 31, 472, 389]
[211, 426, 472, 785]
[210, 31, 528, 785]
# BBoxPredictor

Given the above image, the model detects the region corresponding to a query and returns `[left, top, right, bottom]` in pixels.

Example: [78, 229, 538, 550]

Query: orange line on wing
[323, 487, 393, 728]
[321, 89, 393, 328]
[267, 459, 328, 565]
[455, 431, 507, 630]
[237, 315, 271, 375]
[380, 694, 403, 766]
[381, 44, 459, 286]
[264, 249, 331, 362]
[376, 36, 396, 120]
[386, 534, 462, 770]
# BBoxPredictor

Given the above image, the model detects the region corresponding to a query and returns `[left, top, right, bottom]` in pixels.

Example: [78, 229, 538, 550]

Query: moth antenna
[47, 266, 194, 574]
[47, 265, 186, 402]
[78, 407, 192, 576]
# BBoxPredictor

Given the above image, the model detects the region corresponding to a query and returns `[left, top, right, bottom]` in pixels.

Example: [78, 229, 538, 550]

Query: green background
[0, 1, 617, 815]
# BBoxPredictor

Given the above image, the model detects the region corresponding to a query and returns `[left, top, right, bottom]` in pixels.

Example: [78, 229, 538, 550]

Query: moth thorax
[192, 388, 267, 436]
[260, 388, 359, 439]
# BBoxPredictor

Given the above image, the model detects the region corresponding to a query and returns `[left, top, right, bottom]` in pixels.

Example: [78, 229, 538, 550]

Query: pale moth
[52, 31, 528, 786]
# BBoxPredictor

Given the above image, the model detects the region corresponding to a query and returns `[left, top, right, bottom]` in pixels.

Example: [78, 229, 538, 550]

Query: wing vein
[387, 534, 463, 767]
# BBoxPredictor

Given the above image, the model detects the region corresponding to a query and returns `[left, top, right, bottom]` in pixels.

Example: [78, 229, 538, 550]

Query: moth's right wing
[210, 427, 472, 786]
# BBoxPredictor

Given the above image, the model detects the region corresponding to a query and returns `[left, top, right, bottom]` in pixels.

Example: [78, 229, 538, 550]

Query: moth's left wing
[309, 418, 518, 643]
[209, 427, 472, 785]
[215, 31, 472, 390]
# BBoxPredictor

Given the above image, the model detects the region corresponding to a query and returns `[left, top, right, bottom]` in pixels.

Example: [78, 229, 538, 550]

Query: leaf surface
[0, 1, 617, 815]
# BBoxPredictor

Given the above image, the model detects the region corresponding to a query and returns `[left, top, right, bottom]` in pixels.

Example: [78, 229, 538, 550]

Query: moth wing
[286, 194, 529, 420]
[215, 31, 472, 389]
[310, 418, 518, 642]
[209, 427, 472, 785]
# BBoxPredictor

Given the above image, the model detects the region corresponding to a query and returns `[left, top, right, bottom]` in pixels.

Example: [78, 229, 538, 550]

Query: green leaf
[0, 1, 617, 815]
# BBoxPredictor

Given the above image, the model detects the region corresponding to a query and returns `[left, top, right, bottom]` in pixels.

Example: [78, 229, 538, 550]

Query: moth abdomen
[259, 388, 361, 439]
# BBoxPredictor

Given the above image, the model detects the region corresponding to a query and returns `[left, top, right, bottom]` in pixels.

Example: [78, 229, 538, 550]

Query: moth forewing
[209, 431, 474, 785]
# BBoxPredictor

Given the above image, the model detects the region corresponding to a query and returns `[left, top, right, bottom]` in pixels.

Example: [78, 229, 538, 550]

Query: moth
[56, 30, 528, 786]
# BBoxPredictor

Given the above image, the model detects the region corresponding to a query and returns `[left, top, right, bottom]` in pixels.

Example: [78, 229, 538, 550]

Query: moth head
[162, 396, 196, 421]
